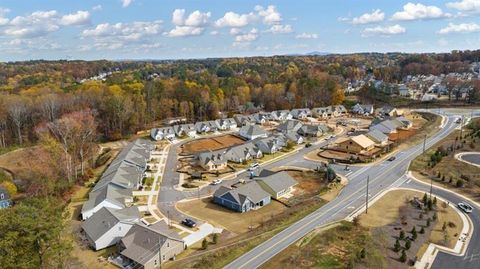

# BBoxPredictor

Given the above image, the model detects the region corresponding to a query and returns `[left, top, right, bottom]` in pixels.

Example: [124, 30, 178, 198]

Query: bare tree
[7, 96, 29, 145]
[39, 94, 62, 122]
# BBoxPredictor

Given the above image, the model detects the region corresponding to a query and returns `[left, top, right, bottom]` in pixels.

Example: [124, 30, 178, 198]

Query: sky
[0, 0, 480, 61]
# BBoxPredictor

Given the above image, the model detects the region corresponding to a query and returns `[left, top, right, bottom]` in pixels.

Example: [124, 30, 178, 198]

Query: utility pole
[422, 134, 427, 154]
[365, 175, 370, 214]
[430, 177, 433, 199]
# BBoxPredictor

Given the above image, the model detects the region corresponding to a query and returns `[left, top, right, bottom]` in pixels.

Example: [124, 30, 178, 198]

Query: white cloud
[295, 33, 318, 39]
[4, 10, 60, 38]
[82, 21, 162, 40]
[447, 0, 480, 12]
[438, 22, 480, 34]
[167, 9, 210, 37]
[266, 24, 292, 34]
[392, 3, 448, 21]
[165, 26, 205, 37]
[234, 28, 258, 43]
[363, 24, 406, 36]
[214, 11, 256, 27]
[60, 11, 90, 26]
[255, 5, 282, 25]
[352, 9, 385, 25]
[121, 0, 133, 8]
[230, 28, 241, 35]
[210, 30, 219, 35]
[92, 5, 102, 11]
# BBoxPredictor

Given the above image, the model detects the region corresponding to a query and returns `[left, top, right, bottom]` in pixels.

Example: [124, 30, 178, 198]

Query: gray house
[194, 121, 219, 134]
[213, 181, 271, 212]
[365, 129, 389, 146]
[239, 125, 268, 140]
[290, 108, 311, 119]
[82, 206, 140, 250]
[297, 124, 329, 137]
[118, 222, 185, 269]
[197, 150, 228, 171]
[150, 127, 175, 141]
[256, 171, 298, 199]
[224, 142, 263, 163]
[277, 120, 303, 134]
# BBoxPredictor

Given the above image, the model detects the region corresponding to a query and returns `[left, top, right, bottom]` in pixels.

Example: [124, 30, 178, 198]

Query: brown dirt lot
[176, 198, 288, 234]
[286, 170, 328, 197]
[181, 134, 245, 155]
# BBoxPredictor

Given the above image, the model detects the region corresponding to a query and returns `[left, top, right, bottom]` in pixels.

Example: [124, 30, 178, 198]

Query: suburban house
[239, 125, 268, 140]
[332, 105, 348, 116]
[150, 127, 175, 141]
[81, 139, 153, 220]
[213, 181, 271, 212]
[312, 107, 329, 118]
[290, 108, 311, 119]
[365, 129, 389, 146]
[370, 117, 412, 135]
[194, 121, 219, 134]
[297, 124, 329, 137]
[351, 104, 374, 115]
[81, 184, 133, 220]
[254, 136, 283, 154]
[215, 118, 237, 130]
[0, 187, 11, 209]
[173, 124, 196, 137]
[277, 119, 303, 134]
[336, 134, 376, 154]
[375, 106, 399, 117]
[197, 150, 228, 171]
[271, 110, 292, 121]
[118, 222, 185, 269]
[284, 131, 305, 144]
[234, 115, 256, 126]
[81, 206, 140, 250]
[255, 171, 298, 199]
[224, 142, 263, 163]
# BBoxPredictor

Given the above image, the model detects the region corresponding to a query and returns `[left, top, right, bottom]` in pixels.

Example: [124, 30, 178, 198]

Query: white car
[248, 163, 259, 171]
[458, 202, 473, 213]
[211, 179, 223, 185]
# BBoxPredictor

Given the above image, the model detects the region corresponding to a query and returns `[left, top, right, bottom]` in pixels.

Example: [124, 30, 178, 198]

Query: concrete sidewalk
[183, 223, 223, 247]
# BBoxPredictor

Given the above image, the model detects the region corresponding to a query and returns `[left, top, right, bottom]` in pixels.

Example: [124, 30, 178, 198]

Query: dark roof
[214, 181, 270, 204]
[120, 222, 183, 265]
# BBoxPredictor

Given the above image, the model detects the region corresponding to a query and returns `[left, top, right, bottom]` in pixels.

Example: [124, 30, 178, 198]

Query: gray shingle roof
[214, 181, 270, 204]
[120, 222, 183, 265]
[256, 171, 297, 193]
[82, 206, 139, 242]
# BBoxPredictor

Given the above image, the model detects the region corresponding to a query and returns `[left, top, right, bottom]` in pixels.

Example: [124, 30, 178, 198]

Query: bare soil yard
[177, 198, 287, 234]
[181, 134, 245, 155]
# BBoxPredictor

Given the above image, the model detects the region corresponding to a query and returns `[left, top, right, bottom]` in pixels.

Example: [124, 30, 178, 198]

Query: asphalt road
[225, 110, 480, 269]
[459, 153, 480, 166]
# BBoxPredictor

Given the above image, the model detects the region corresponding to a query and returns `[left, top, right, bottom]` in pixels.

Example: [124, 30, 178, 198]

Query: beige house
[336, 134, 375, 154]
[118, 222, 184, 269]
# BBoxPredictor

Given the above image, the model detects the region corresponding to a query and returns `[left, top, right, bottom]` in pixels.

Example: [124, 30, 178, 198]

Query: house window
[162, 255, 166, 260]
[154, 260, 158, 265]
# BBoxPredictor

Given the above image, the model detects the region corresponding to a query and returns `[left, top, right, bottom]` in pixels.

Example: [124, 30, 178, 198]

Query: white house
[150, 127, 175, 141]
[82, 207, 140, 250]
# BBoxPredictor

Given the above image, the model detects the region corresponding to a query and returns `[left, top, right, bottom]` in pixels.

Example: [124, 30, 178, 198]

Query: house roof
[239, 125, 267, 137]
[256, 171, 297, 193]
[198, 150, 227, 166]
[82, 183, 132, 213]
[277, 120, 302, 132]
[82, 206, 139, 242]
[351, 135, 375, 149]
[120, 222, 183, 266]
[214, 181, 270, 204]
[366, 129, 389, 143]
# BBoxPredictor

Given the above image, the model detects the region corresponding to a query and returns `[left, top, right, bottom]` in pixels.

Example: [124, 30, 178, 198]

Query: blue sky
[0, 0, 479, 61]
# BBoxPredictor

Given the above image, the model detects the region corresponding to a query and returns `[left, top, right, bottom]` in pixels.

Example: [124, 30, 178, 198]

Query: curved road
[224, 109, 480, 269]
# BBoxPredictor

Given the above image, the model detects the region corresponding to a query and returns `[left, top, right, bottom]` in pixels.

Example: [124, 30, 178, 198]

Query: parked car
[211, 179, 223, 185]
[458, 202, 473, 213]
[181, 218, 197, 227]
[305, 142, 312, 148]
[248, 163, 259, 171]
[387, 156, 396, 161]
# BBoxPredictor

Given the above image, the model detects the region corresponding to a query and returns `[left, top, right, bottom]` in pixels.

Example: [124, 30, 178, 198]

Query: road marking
[228, 116, 457, 269]
[406, 179, 411, 184]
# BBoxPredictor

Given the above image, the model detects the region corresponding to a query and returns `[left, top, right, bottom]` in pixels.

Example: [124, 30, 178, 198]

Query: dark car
[305, 142, 312, 148]
[181, 218, 197, 228]
[387, 156, 396, 161]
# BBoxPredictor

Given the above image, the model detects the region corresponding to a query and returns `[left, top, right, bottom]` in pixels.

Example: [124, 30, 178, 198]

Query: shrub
[420, 227, 425, 234]
[405, 239, 411, 250]
[394, 239, 401, 252]
[400, 250, 407, 263]
[456, 179, 464, 188]
[433, 212, 438, 221]
[442, 222, 447, 232]
[212, 233, 218, 244]
[399, 230, 405, 240]
[412, 227, 417, 240]
[202, 238, 208, 250]
[426, 218, 431, 227]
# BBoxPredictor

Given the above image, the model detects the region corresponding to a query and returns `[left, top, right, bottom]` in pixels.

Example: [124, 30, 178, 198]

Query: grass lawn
[430, 202, 463, 248]
[176, 198, 288, 234]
